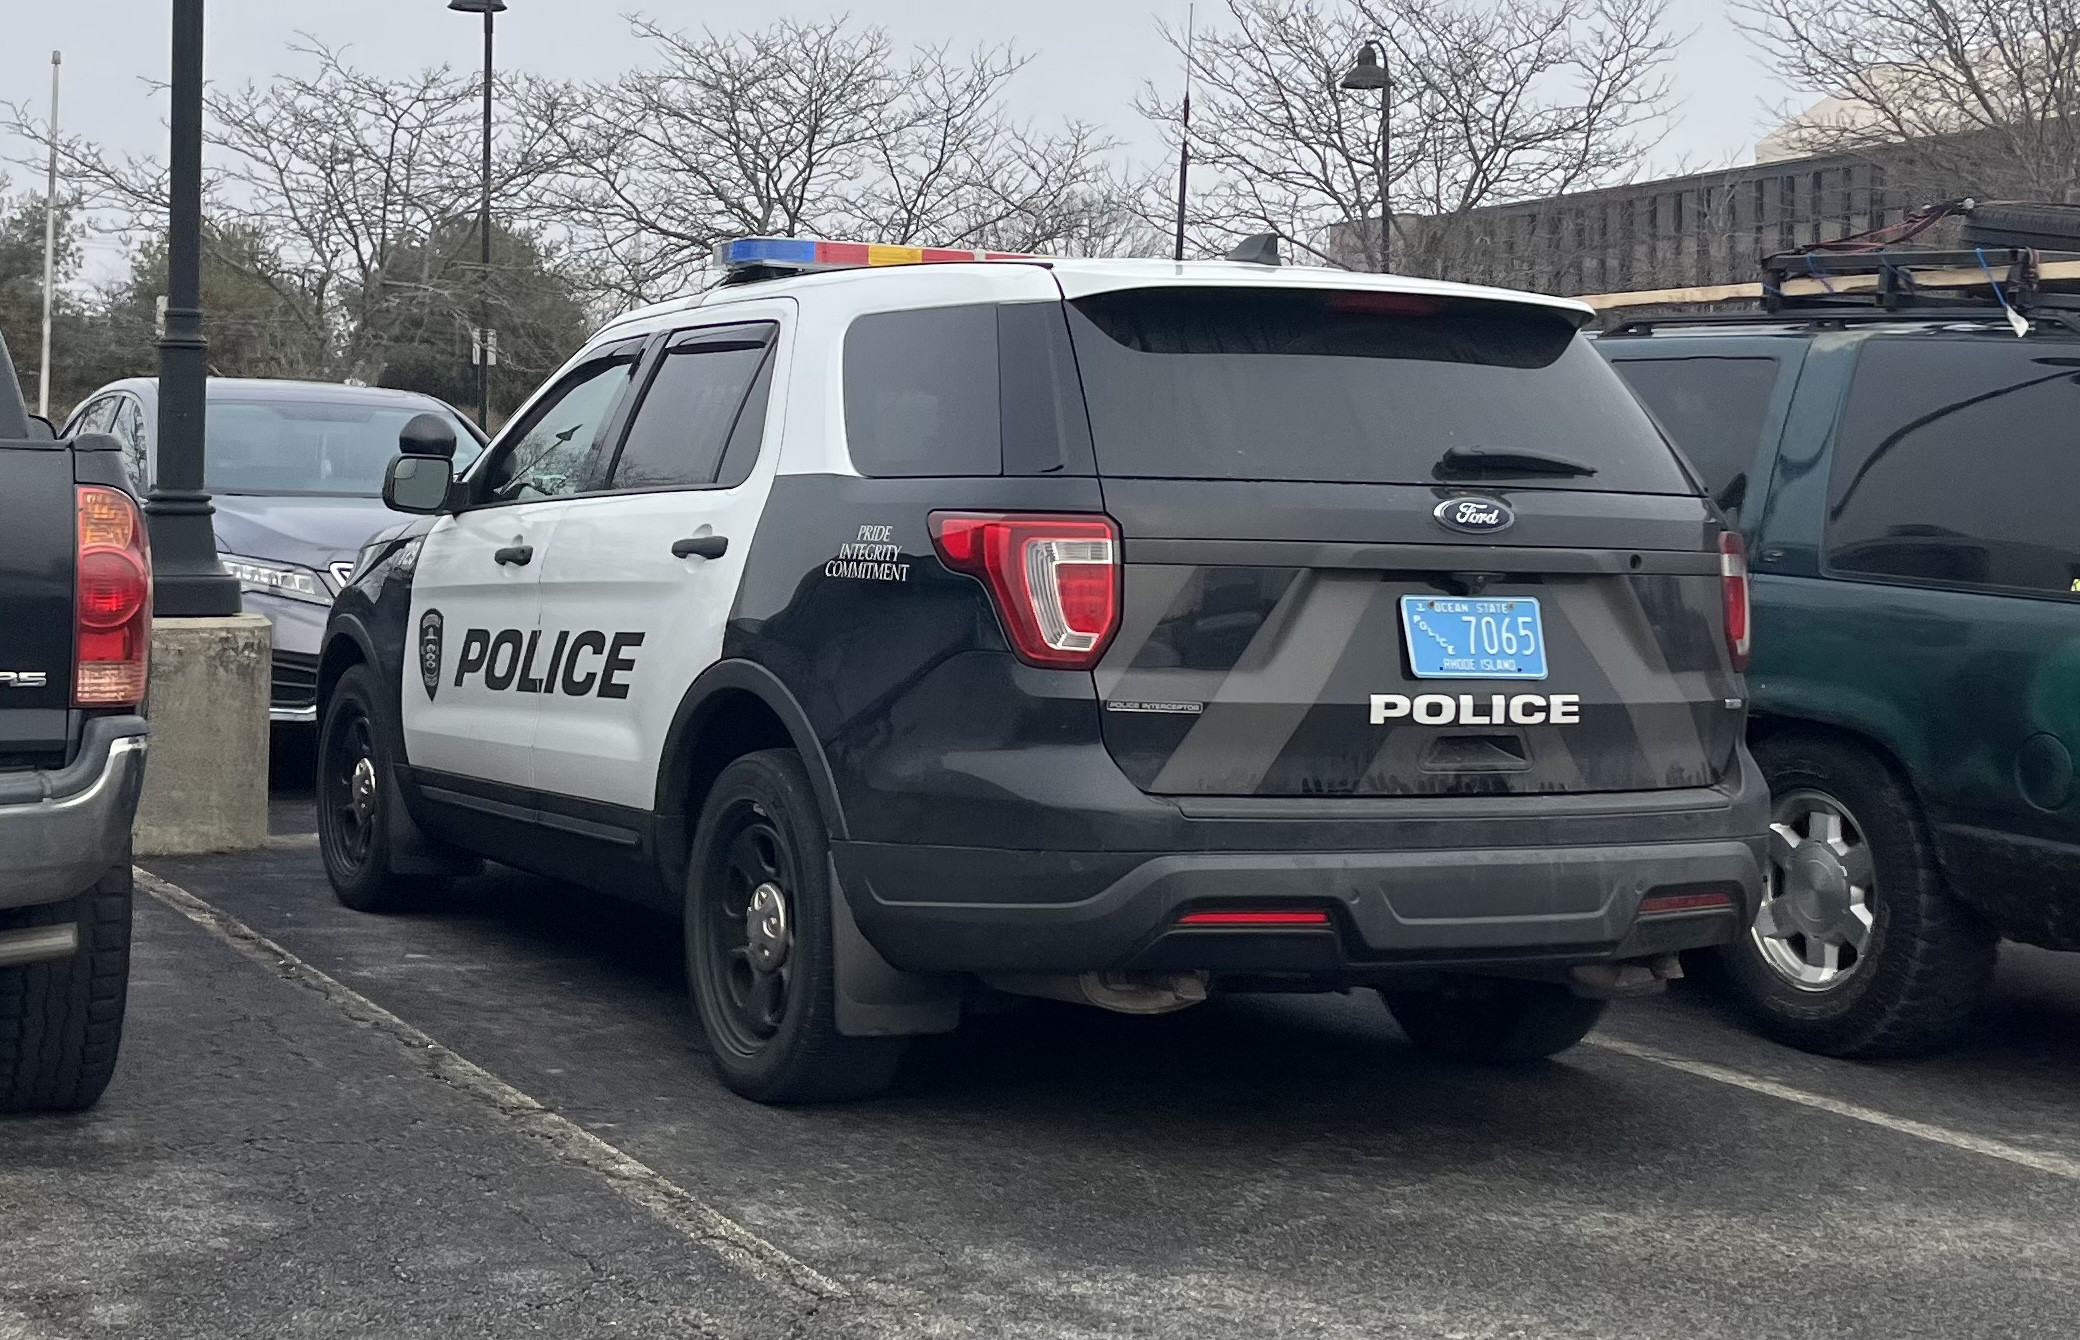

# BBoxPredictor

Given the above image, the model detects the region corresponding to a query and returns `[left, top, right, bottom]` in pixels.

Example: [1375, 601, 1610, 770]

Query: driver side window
[478, 352, 638, 505]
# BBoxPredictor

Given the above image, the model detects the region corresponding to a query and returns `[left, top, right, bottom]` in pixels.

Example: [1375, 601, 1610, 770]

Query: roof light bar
[714, 236, 1043, 276]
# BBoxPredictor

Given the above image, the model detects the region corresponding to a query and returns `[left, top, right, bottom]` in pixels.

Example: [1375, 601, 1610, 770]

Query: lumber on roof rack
[1574, 247, 2080, 313]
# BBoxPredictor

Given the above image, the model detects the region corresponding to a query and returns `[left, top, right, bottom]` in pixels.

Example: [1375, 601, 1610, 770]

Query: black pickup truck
[0, 333, 150, 1113]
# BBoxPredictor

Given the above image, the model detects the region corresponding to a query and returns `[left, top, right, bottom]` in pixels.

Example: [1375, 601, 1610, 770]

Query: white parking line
[134, 869, 849, 1302]
[1588, 1035, 2080, 1182]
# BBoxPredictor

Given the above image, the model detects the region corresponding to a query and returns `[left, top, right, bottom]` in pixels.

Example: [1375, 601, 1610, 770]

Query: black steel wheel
[324, 711, 380, 873]
[685, 750, 904, 1103]
[702, 810, 799, 1053]
[318, 664, 442, 914]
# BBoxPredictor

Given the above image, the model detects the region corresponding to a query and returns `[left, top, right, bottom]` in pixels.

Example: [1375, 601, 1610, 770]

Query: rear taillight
[1719, 530, 1751, 674]
[76, 486, 152, 707]
[929, 512, 1121, 669]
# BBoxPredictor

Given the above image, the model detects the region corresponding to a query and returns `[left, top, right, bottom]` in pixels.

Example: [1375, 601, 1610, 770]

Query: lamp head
[1340, 42, 1388, 91]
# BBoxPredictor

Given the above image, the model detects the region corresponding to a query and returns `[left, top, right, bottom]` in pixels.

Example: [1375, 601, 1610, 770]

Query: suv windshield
[205, 399, 481, 496]
[1066, 287, 1695, 493]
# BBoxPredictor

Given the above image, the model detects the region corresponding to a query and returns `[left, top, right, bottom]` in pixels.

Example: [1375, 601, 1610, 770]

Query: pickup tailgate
[0, 442, 75, 763]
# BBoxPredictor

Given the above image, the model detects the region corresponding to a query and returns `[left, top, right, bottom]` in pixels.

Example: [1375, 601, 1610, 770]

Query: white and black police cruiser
[317, 236, 1769, 1103]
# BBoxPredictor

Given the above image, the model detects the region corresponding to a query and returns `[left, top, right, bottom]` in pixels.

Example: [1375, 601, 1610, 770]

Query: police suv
[318, 237, 1769, 1103]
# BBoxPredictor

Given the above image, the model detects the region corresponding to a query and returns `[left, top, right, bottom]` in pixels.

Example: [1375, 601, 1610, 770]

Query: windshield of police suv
[1065, 287, 1695, 493]
[205, 399, 482, 496]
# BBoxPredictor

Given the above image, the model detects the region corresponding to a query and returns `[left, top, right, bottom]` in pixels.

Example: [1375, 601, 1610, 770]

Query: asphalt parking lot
[6, 747, 2080, 1339]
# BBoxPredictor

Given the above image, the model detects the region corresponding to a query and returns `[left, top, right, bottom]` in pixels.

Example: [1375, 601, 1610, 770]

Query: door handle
[672, 535, 729, 561]
[494, 544, 534, 567]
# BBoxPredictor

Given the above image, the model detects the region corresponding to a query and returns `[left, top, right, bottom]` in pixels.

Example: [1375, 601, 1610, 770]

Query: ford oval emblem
[1434, 497, 1515, 535]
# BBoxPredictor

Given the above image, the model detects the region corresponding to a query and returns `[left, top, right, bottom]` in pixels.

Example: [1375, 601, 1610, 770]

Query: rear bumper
[0, 716, 148, 911]
[835, 753, 1768, 976]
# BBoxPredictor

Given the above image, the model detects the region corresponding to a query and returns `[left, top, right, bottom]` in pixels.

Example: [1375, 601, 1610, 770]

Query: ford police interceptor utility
[316, 236, 1769, 1103]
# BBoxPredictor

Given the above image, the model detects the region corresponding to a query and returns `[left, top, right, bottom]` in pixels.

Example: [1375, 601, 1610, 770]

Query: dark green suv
[1600, 304, 2079, 1057]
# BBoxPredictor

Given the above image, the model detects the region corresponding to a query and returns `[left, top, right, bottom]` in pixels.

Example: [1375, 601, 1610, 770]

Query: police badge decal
[419, 610, 444, 701]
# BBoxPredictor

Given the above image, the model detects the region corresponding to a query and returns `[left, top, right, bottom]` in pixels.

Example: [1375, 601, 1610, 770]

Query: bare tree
[1736, 0, 2080, 201]
[4, 42, 578, 386]
[532, 17, 1130, 303]
[1139, 0, 1676, 274]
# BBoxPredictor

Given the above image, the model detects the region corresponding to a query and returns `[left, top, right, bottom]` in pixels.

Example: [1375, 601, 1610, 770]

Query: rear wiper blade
[1434, 447, 1598, 480]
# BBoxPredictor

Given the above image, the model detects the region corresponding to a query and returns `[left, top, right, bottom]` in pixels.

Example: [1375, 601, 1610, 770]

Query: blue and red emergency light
[714, 236, 1044, 276]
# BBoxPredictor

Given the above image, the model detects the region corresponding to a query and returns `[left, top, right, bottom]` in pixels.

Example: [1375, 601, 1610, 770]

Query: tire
[0, 858, 133, 1113]
[1383, 979, 1608, 1063]
[318, 664, 446, 914]
[1717, 733, 1996, 1058]
[685, 750, 905, 1103]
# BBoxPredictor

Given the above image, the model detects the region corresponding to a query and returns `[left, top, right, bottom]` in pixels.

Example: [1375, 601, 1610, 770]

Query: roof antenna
[1173, 4, 1194, 262]
[1224, 233, 1281, 266]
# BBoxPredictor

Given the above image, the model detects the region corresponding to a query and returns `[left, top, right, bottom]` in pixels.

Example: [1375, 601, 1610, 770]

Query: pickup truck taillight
[929, 512, 1121, 669]
[75, 486, 152, 707]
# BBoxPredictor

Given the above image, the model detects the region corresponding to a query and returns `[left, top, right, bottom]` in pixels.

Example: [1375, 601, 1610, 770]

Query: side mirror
[398, 412, 459, 460]
[383, 453, 455, 515]
[26, 414, 56, 440]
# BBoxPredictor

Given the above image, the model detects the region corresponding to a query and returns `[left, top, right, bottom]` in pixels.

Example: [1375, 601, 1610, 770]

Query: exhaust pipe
[984, 970, 1211, 1015]
[0, 923, 80, 969]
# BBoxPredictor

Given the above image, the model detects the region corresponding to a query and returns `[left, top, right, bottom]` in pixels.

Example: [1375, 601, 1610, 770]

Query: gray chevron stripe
[1145, 571, 1380, 794]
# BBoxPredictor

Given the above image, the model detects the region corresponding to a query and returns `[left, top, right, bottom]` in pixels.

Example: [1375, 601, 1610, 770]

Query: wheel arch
[652, 660, 849, 890]
[316, 621, 375, 721]
[1745, 712, 1982, 907]
[1748, 712, 1922, 800]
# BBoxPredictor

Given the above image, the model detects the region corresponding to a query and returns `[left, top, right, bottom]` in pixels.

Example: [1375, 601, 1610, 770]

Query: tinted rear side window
[1826, 338, 2080, 596]
[1609, 355, 1780, 516]
[844, 305, 1000, 477]
[1065, 288, 1694, 493]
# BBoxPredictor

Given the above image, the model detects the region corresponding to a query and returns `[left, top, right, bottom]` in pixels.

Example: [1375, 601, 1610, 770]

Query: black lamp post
[150, 0, 240, 617]
[1339, 41, 1391, 272]
[449, 0, 505, 430]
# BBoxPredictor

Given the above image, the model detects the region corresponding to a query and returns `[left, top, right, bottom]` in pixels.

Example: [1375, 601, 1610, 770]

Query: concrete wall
[134, 614, 272, 857]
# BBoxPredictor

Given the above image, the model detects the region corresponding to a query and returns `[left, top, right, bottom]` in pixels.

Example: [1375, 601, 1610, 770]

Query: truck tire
[685, 750, 905, 1104]
[1718, 733, 1996, 1057]
[319, 664, 447, 913]
[1383, 979, 1607, 1063]
[0, 858, 133, 1113]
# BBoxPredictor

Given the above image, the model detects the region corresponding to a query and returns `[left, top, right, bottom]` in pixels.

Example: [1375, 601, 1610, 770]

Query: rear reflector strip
[1637, 890, 1737, 916]
[1175, 909, 1333, 927]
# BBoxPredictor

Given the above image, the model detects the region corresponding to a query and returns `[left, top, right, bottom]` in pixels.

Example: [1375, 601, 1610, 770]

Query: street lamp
[151, 0, 240, 616]
[449, 0, 505, 431]
[1339, 41, 1391, 272]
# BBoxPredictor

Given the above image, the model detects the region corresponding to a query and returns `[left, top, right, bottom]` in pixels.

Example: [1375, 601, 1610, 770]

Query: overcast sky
[2, 0, 1795, 281]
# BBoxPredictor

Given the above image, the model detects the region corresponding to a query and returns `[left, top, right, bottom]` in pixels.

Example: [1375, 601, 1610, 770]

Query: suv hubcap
[1753, 789, 1876, 990]
[746, 881, 792, 972]
[350, 756, 378, 829]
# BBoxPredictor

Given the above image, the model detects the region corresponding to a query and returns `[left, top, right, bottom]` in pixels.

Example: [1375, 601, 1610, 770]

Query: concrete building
[1368, 141, 1968, 298]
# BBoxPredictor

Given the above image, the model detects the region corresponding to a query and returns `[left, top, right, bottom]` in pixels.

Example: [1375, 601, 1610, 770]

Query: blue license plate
[1399, 596, 1549, 680]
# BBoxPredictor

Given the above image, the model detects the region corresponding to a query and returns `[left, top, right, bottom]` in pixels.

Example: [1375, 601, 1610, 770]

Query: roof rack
[1757, 245, 2080, 313]
[1584, 244, 2080, 334]
[1601, 305, 2080, 337]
